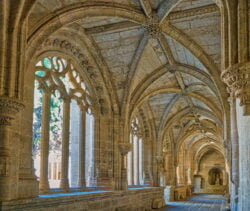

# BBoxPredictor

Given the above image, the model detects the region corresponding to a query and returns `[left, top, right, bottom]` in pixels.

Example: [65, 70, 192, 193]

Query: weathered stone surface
[1, 0, 250, 210]
[1, 188, 164, 211]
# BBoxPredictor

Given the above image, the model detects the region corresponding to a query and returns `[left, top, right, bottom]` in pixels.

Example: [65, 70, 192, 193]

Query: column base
[39, 181, 50, 194]
[60, 179, 70, 192]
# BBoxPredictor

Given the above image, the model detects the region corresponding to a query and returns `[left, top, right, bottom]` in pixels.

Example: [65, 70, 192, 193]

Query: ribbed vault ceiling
[27, 0, 226, 157]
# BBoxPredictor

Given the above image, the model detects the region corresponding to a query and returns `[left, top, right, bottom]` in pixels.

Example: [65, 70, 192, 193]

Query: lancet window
[32, 56, 95, 191]
[127, 117, 144, 186]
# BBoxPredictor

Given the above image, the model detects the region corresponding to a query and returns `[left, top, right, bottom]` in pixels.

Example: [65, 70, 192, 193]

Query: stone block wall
[1, 188, 164, 211]
[164, 185, 192, 202]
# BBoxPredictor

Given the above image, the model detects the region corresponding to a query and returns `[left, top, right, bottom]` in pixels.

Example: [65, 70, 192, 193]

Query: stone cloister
[0, 0, 249, 210]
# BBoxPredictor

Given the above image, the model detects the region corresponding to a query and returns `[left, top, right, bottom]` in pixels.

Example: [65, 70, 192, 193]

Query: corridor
[160, 194, 229, 211]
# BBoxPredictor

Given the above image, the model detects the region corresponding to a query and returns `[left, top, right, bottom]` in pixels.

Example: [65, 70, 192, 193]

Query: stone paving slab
[159, 194, 230, 211]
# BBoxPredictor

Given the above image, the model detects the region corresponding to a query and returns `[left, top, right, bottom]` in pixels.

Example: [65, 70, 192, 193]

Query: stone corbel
[0, 98, 24, 126]
[221, 62, 250, 115]
[118, 142, 132, 157]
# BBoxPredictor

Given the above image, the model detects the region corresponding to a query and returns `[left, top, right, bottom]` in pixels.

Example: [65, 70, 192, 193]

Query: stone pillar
[118, 142, 132, 190]
[131, 134, 134, 185]
[222, 63, 250, 211]
[78, 109, 86, 189]
[135, 135, 139, 185]
[60, 99, 70, 191]
[228, 95, 239, 210]
[0, 98, 24, 200]
[95, 115, 114, 189]
[156, 156, 164, 187]
[221, 1, 250, 210]
[39, 92, 50, 193]
[143, 137, 153, 186]
[236, 98, 250, 211]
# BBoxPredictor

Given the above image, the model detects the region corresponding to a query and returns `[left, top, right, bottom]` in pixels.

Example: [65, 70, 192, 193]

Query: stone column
[236, 98, 250, 211]
[222, 63, 250, 211]
[156, 156, 164, 187]
[0, 98, 24, 200]
[78, 109, 86, 189]
[60, 99, 70, 191]
[136, 136, 140, 185]
[143, 137, 152, 186]
[228, 94, 239, 209]
[131, 134, 134, 185]
[118, 142, 132, 190]
[221, 1, 250, 210]
[39, 92, 50, 193]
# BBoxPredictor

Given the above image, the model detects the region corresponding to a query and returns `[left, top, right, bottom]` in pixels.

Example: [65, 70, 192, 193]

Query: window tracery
[32, 56, 95, 191]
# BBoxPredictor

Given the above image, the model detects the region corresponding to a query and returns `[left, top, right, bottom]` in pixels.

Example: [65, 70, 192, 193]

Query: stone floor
[159, 194, 230, 211]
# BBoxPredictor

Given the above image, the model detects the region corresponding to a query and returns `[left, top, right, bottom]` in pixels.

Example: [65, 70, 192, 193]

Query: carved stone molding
[42, 38, 108, 114]
[168, 4, 218, 20]
[145, 17, 161, 39]
[0, 98, 25, 126]
[118, 142, 132, 156]
[43, 38, 93, 70]
[43, 39, 96, 81]
[221, 62, 250, 114]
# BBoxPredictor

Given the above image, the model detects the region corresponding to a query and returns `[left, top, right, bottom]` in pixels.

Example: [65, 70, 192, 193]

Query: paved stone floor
[159, 194, 230, 211]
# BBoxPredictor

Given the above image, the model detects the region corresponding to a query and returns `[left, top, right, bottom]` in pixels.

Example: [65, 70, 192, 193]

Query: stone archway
[208, 167, 223, 186]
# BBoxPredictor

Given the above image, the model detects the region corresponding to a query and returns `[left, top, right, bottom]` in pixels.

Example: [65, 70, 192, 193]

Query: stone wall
[194, 150, 227, 194]
[164, 185, 192, 202]
[1, 188, 164, 211]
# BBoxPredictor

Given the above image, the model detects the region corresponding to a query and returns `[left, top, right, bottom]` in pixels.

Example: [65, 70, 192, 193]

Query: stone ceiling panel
[191, 97, 213, 112]
[77, 17, 126, 29]
[28, 0, 140, 35]
[149, 0, 165, 10]
[149, 93, 177, 129]
[164, 35, 209, 74]
[149, 93, 176, 128]
[189, 86, 221, 110]
[181, 72, 205, 86]
[170, 8, 221, 68]
[172, 0, 215, 11]
[92, 27, 144, 101]
[130, 39, 168, 94]
[167, 96, 189, 118]
[144, 72, 178, 93]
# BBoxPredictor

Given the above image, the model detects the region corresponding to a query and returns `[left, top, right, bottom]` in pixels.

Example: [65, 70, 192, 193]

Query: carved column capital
[118, 142, 132, 156]
[222, 62, 250, 115]
[0, 98, 25, 125]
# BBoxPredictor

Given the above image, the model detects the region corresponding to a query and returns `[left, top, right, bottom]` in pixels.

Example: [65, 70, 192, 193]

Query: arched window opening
[127, 117, 144, 186]
[85, 108, 95, 187]
[32, 56, 95, 191]
[69, 99, 81, 188]
[32, 80, 43, 178]
[48, 90, 63, 188]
